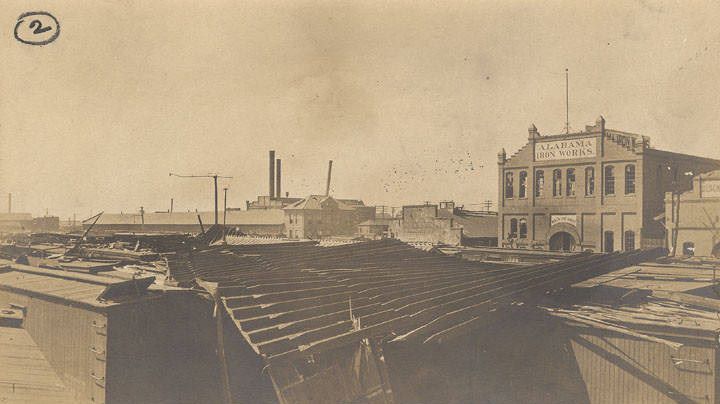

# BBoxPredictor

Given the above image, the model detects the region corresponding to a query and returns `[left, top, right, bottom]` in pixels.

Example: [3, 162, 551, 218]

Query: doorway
[604, 231, 614, 253]
[549, 232, 575, 252]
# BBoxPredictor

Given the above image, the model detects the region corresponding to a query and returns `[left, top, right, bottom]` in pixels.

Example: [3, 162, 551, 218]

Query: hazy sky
[2, 0, 720, 218]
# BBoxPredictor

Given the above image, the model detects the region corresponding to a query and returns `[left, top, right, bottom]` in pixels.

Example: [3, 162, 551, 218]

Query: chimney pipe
[269, 150, 276, 199]
[170, 198, 174, 213]
[7, 193, 11, 214]
[325, 160, 333, 196]
[276, 159, 282, 199]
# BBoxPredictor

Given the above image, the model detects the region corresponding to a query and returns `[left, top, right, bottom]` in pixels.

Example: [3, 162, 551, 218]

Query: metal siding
[571, 331, 716, 403]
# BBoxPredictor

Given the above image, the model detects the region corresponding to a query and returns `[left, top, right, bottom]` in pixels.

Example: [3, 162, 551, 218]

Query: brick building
[498, 116, 720, 252]
[284, 195, 375, 239]
[665, 170, 720, 257]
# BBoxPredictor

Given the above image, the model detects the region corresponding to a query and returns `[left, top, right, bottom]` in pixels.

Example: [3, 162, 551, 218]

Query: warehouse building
[498, 116, 720, 252]
[665, 169, 720, 257]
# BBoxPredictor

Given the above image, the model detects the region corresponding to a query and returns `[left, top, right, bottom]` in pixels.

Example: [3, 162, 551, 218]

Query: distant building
[87, 210, 285, 235]
[244, 195, 302, 210]
[0, 213, 59, 233]
[284, 195, 374, 239]
[357, 218, 395, 239]
[498, 116, 720, 252]
[390, 202, 463, 246]
[665, 169, 720, 257]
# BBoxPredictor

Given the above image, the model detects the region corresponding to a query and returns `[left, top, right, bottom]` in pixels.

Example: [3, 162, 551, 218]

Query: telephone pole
[169, 173, 233, 225]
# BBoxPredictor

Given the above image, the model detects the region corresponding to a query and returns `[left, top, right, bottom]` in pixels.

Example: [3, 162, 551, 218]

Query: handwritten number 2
[29, 20, 52, 34]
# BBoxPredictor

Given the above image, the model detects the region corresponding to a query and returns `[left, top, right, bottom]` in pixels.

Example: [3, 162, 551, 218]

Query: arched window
[625, 164, 636, 194]
[566, 168, 576, 196]
[624, 230, 635, 251]
[604, 231, 614, 252]
[604, 165, 615, 195]
[519, 171, 528, 198]
[585, 167, 595, 196]
[553, 169, 562, 197]
[519, 219, 528, 239]
[509, 218, 518, 238]
[505, 172, 514, 198]
[683, 241, 695, 256]
[535, 170, 544, 197]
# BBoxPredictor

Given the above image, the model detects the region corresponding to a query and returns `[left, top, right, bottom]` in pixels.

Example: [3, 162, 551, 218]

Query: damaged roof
[168, 239, 661, 364]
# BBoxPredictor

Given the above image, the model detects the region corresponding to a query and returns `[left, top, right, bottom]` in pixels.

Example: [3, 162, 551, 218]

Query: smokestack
[325, 160, 333, 196]
[276, 159, 282, 199]
[170, 198, 174, 213]
[269, 150, 276, 198]
[7, 193, 10, 214]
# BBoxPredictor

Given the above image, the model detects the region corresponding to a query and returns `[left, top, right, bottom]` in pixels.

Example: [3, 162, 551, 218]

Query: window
[535, 170, 544, 197]
[625, 164, 636, 194]
[604, 231, 614, 252]
[683, 241, 695, 256]
[604, 166, 615, 195]
[566, 168, 576, 196]
[519, 219, 528, 239]
[624, 231, 635, 251]
[585, 167, 595, 196]
[505, 172, 514, 198]
[519, 171, 527, 198]
[553, 169, 562, 197]
[509, 219, 518, 238]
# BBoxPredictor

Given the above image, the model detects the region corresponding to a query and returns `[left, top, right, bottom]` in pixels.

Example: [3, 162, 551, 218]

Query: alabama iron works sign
[535, 137, 597, 161]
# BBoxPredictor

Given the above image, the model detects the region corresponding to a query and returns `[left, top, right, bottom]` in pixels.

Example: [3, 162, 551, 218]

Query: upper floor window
[605, 165, 615, 195]
[625, 164, 636, 194]
[566, 168, 576, 197]
[519, 219, 528, 239]
[535, 170, 544, 197]
[585, 167, 595, 196]
[553, 169, 562, 197]
[519, 171, 528, 198]
[505, 172, 514, 198]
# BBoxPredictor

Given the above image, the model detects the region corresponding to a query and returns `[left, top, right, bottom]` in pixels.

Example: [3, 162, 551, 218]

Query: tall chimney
[7, 193, 11, 214]
[170, 198, 174, 213]
[269, 150, 276, 198]
[325, 160, 333, 196]
[276, 159, 282, 199]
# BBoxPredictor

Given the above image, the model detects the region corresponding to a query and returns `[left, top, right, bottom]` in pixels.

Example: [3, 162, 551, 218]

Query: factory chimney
[7, 193, 11, 214]
[276, 159, 282, 199]
[170, 198, 174, 213]
[269, 150, 276, 199]
[325, 160, 333, 196]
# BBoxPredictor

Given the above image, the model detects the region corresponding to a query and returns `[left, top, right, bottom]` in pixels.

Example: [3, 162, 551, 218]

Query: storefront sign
[701, 180, 720, 198]
[535, 138, 596, 161]
[550, 214, 577, 227]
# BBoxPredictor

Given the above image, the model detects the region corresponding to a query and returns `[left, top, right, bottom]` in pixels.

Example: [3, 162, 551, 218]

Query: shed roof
[92, 209, 285, 226]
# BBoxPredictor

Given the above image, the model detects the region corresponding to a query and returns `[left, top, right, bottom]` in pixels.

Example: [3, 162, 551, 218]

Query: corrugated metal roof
[170, 239, 661, 363]
[0, 326, 87, 403]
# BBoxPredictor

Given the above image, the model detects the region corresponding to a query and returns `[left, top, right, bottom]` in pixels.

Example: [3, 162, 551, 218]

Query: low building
[453, 209, 498, 246]
[357, 218, 395, 239]
[0, 213, 59, 233]
[665, 169, 720, 257]
[284, 195, 374, 239]
[87, 209, 285, 235]
[390, 202, 463, 246]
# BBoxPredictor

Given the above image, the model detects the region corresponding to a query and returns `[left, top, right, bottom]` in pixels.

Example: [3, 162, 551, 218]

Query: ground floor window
[624, 231, 635, 251]
[604, 231, 614, 252]
[683, 241, 695, 256]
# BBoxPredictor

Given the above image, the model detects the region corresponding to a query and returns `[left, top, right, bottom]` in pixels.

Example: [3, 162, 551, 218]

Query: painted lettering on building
[550, 214, 577, 227]
[535, 138, 596, 161]
[701, 180, 720, 198]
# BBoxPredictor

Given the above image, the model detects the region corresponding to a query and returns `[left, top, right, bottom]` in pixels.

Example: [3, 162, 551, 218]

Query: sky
[2, 0, 720, 219]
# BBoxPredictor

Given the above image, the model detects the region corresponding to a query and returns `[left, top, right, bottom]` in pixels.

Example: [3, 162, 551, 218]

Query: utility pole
[223, 187, 228, 244]
[170, 173, 233, 225]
